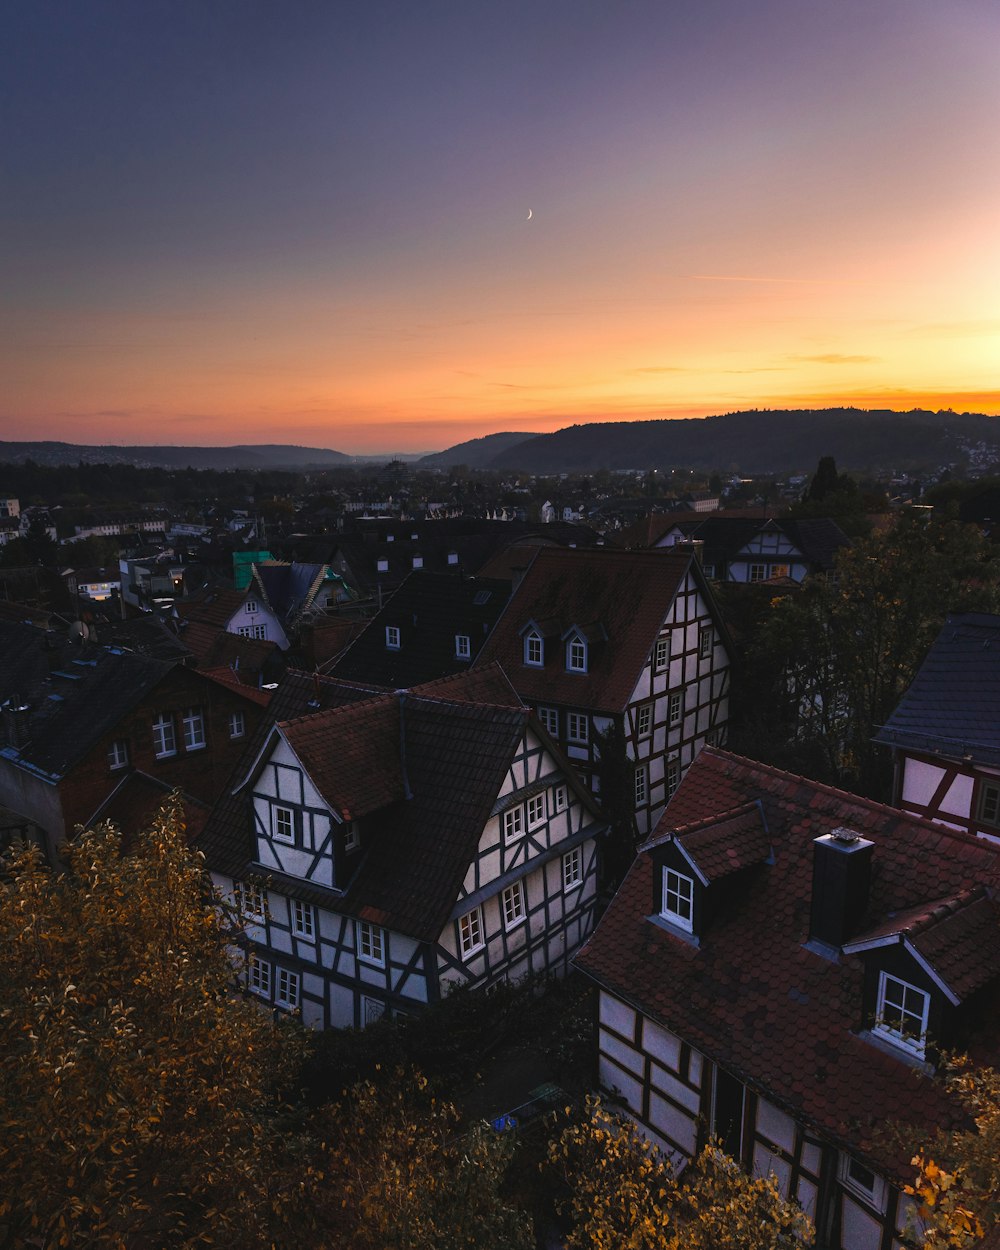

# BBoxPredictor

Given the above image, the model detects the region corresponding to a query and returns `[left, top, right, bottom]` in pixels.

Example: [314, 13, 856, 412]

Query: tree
[546, 1095, 814, 1249]
[0, 801, 314, 1248]
[594, 719, 639, 890]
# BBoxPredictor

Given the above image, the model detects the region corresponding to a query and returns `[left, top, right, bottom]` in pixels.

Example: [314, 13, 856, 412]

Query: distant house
[576, 747, 1000, 1250]
[624, 513, 850, 583]
[200, 667, 606, 1028]
[876, 612, 1000, 843]
[475, 548, 731, 838]
[65, 566, 121, 603]
[328, 570, 511, 688]
[176, 586, 290, 650]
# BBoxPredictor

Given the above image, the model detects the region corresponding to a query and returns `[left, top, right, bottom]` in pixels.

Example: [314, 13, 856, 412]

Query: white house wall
[251, 733, 337, 887]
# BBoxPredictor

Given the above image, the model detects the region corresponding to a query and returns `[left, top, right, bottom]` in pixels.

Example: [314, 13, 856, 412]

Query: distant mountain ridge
[417, 431, 538, 469]
[0, 442, 352, 470]
[479, 408, 1000, 475]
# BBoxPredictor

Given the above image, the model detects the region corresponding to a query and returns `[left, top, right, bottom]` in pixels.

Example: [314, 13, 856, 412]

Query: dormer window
[873, 972, 929, 1058]
[661, 866, 694, 932]
[524, 630, 543, 667]
[566, 635, 587, 673]
[344, 821, 361, 852]
[386, 625, 401, 650]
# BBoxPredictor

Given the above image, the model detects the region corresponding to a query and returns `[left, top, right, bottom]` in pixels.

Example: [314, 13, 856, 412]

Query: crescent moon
[526, 209, 533, 220]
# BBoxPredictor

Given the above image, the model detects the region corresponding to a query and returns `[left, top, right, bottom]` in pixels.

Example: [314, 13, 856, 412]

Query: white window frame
[228, 709, 246, 739]
[566, 636, 587, 672]
[455, 633, 471, 659]
[661, 866, 694, 932]
[562, 846, 583, 891]
[668, 691, 683, 726]
[108, 739, 129, 770]
[412, 555, 423, 569]
[524, 630, 543, 667]
[235, 880, 267, 921]
[567, 712, 589, 744]
[458, 906, 484, 956]
[377, 558, 389, 572]
[343, 821, 361, 852]
[552, 783, 568, 813]
[272, 804, 296, 845]
[749, 562, 766, 582]
[636, 703, 652, 739]
[447, 551, 459, 565]
[502, 805, 524, 844]
[245, 599, 258, 614]
[538, 706, 559, 735]
[182, 706, 206, 752]
[839, 1154, 888, 1212]
[979, 781, 1000, 826]
[152, 713, 176, 759]
[873, 971, 930, 1058]
[666, 758, 681, 797]
[292, 900, 315, 939]
[502, 880, 526, 930]
[356, 920, 385, 967]
[238, 623, 267, 640]
[634, 763, 648, 806]
[385, 625, 401, 650]
[248, 954, 271, 999]
[653, 635, 669, 672]
[699, 626, 713, 659]
[526, 792, 545, 829]
[275, 967, 300, 1010]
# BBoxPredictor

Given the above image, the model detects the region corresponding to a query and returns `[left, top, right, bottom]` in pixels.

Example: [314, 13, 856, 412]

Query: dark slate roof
[87, 615, 194, 663]
[623, 513, 850, 573]
[475, 548, 701, 714]
[252, 561, 345, 618]
[329, 571, 510, 688]
[0, 623, 176, 780]
[875, 613, 1000, 764]
[575, 747, 1000, 1181]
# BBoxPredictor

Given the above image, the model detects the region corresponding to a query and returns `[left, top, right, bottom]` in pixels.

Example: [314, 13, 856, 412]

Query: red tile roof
[175, 589, 248, 628]
[199, 666, 273, 706]
[475, 548, 695, 713]
[576, 748, 1000, 1180]
[660, 802, 771, 883]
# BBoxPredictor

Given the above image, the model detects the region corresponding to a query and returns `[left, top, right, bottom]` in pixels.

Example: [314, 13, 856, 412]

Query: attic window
[524, 630, 543, 667]
[873, 972, 929, 1059]
[386, 626, 401, 650]
[566, 635, 587, 673]
[661, 867, 694, 933]
[245, 600, 258, 614]
[455, 634, 471, 659]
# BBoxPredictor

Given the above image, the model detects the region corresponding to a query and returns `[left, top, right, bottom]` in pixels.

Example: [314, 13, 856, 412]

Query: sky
[3, 0, 1000, 455]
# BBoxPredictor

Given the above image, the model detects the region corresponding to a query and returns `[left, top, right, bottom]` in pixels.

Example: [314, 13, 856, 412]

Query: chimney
[675, 539, 704, 565]
[809, 828, 874, 950]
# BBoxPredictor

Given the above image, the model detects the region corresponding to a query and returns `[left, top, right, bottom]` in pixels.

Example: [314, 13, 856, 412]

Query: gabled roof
[623, 512, 850, 573]
[329, 571, 510, 688]
[650, 801, 771, 884]
[87, 771, 210, 848]
[475, 548, 703, 714]
[875, 612, 1000, 764]
[175, 619, 279, 677]
[575, 748, 1000, 1178]
[175, 589, 248, 628]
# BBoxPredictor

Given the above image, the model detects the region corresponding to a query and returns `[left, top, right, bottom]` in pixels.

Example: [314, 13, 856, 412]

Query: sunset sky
[3, 0, 1000, 454]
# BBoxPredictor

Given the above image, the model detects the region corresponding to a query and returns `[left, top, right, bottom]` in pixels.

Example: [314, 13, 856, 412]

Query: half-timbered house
[876, 612, 1000, 844]
[474, 547, 731, 838]
[201, 665, 606, 1028]
[576, 746, 1000, 1250]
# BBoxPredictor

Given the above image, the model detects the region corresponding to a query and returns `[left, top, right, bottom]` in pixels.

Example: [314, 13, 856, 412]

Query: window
[503, 805, 524, 843]
[385, 625, 401, 650]
[182, 707, 206, 751]
[666, 758, 681, 797]
[634, 763, 648, 806]
[699, 626, 713, 659]
[412, 555, 423, 569]
[108, 739, 129, 770]
[455, 633, 471, 659]
[662, 867, 694, 932]
[668, 691, 683, 726]
[152, 713, 176, 758]
[502, 880, 525, 929]
[526, 793, 545, 829]
[235, 880, 267, 921]
[771, 563, 789, 579]
[553, 784, 568, 813]
[228, 710, 245, 739]
[275, 967, 300, 1010]
[245, 600, 258, 614]
[524, 630, 543, 667]
[377, 558, 389, 572]
[458, 906, 484, 956]
[562, 846, 583, 891]
[979, 782, 1000, 826]
[840, 1154, 887, 1212]
[538, 706, 559, 736]
[272, 804, 295, 845]
[292, 900, 315, 938]
[567, 712, 588, 744]
[238, 623, 268, 640]
[357, 920, 385, 966]
[636, 703, 652, 738]
[653, 635, 669, 672]
[363, 995, 386, 1025]
[873, 972, 930, 1057]
[567, 637, 587, 672]
[447, 551, 459, 565]
[702, 563, 716, 579]
[248, 955, 271, 998]
[749, 563, 766, 582]
[344, 821, 361, 852]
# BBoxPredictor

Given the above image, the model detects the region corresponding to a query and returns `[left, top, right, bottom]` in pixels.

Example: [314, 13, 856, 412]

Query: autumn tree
[546, 1095, 814, 1249]
[0, 802, 314, 1249]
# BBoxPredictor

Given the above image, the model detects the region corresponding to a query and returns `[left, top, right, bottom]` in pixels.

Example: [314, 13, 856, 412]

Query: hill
[482, 408, 1000, 475]
[417, 431, 538, 469]
[0, 442, 352, 470]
